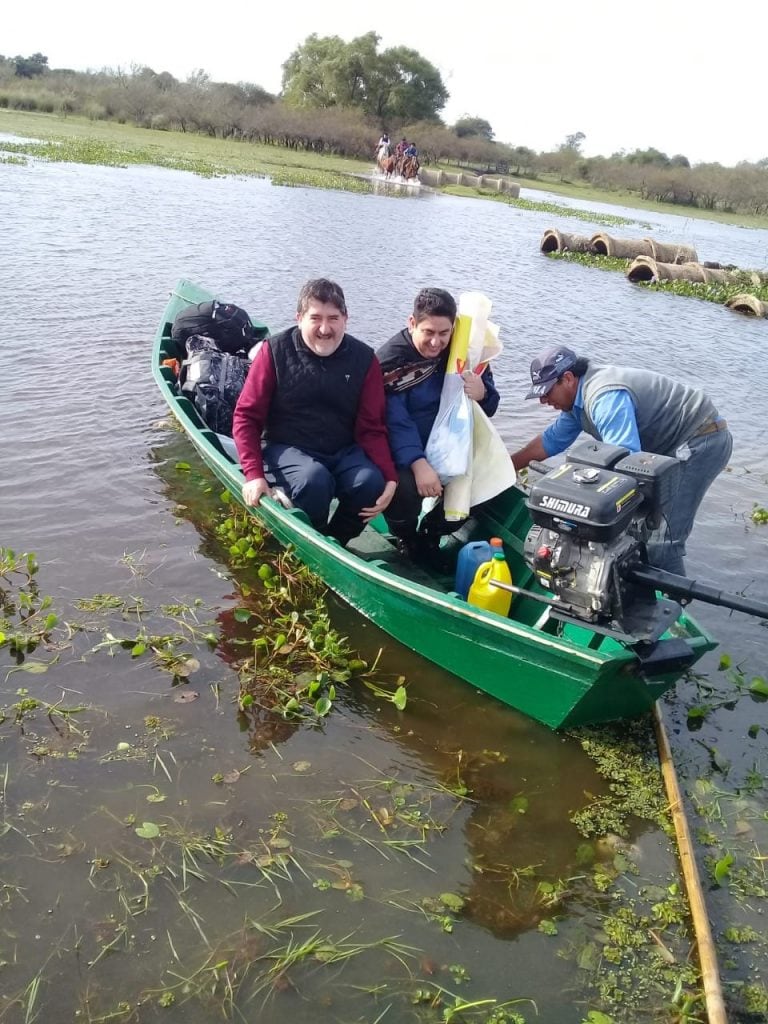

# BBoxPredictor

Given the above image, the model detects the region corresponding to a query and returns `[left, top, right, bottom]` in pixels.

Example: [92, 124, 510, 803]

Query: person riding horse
[397, 142, 420, 181]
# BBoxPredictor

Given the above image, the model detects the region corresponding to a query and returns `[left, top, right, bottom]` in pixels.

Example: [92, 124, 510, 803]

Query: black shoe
[396, 532, 452, 573]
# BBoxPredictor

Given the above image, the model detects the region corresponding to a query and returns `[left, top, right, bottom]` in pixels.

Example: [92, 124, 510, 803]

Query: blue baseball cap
[525, 345, 578, 399]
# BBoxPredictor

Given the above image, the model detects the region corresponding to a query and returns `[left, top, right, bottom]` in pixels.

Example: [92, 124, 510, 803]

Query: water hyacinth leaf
[748, 676, 768, 698]
[146, 792, 166, 803]
[439, 892, 465, 912]
[718, 654, 731, 670]
[257, 564, 273, 580]
[18, 661, 49, 674]
[574, 842, 595, 867]
[174, 690, 200, 703]
[686, 705, 708, 721]
[175, 462, 191, 472]
[509, 795, 529, 814]
[315, 696, 332, 717]
[44, 613, 58, 630]
[748, 723, 761, 738]
[135, 822, 160, 839]
[131, 642, 147, 657]
[393, 685, 407, 710]
[234, 608, 253, 622]
[238, 693, 253, 708]
[582, 1013, 615, 1024]
[714, 852, 734, 883]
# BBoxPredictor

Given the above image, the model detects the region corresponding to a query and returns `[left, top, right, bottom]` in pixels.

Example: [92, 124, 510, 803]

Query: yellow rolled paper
[446, 292, 492, 374]
[446, 314, 471, 374]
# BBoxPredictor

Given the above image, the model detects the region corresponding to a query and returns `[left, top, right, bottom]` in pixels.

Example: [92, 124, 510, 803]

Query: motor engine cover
[527, 461, 644, 543]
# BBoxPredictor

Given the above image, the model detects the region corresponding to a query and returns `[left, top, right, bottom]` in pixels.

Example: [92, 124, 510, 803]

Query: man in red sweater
[233, 278, 397, 546]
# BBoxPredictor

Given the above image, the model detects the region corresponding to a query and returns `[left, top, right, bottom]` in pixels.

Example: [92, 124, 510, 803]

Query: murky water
[1, 152, 767, 1022]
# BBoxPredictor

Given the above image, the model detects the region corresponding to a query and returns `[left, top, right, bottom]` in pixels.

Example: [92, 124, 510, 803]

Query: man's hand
[242, 478, 272, 506]
[412, 458, 443, 499]
[462, 370, 486, 402]
[359, 480, 398, 521]
[510, 435, 548, 471]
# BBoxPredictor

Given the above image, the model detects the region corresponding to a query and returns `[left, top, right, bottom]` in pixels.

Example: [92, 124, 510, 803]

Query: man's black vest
[265, 327, 375, 455]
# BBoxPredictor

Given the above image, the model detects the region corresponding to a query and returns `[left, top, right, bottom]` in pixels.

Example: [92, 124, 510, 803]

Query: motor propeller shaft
[625, 566, 768, 621]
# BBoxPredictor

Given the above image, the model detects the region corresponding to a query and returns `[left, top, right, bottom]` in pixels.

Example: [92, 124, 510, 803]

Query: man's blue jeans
[646, 428, 733, 576]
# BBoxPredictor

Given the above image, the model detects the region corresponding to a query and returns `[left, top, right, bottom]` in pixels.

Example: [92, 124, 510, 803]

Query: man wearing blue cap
[510, 345, 732, 574]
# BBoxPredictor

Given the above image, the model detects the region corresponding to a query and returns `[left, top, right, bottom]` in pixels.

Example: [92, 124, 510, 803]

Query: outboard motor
[522, 440, 768, 642]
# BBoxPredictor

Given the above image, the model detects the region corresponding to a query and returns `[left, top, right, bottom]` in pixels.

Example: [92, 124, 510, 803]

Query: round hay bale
[590, 234, 654, 259]
[648, 239, 698, 264]
[540, 228, 594, 254]
[725, 293, 768, 317]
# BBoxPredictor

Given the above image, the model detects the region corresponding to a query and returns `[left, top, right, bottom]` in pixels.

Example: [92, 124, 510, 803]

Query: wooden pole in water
[653, 704, 728, 1024]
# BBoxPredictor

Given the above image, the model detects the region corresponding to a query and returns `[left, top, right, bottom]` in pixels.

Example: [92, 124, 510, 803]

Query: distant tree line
[2, 41, 767, 217]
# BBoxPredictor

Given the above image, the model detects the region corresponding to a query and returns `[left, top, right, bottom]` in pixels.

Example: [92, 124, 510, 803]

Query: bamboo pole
[653, 704, 728, 1024]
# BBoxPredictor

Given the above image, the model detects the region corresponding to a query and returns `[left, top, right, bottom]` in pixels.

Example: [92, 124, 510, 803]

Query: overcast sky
[5, 0, 765, 167]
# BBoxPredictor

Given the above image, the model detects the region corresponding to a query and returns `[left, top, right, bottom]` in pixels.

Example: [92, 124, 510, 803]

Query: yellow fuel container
[467, 550, 512, 616]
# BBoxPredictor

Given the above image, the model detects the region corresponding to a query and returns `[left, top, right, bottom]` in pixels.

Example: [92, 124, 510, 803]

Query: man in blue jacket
[510, 344, 732, 574]
[378, 287, 500, 564]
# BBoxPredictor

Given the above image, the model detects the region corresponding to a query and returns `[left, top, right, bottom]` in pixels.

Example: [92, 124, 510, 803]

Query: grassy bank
[4, 109, 768, 230]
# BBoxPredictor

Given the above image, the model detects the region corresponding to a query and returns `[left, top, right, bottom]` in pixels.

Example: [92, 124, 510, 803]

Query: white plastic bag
[424, 374, 473, 482]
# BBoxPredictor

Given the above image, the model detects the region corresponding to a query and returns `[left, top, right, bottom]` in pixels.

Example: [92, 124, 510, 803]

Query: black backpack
[179, 336, 250, 437]
[171, 300, 258, 359]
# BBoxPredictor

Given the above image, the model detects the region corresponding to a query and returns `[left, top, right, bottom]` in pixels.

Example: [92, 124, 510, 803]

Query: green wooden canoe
[152, 280, 716, 729]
